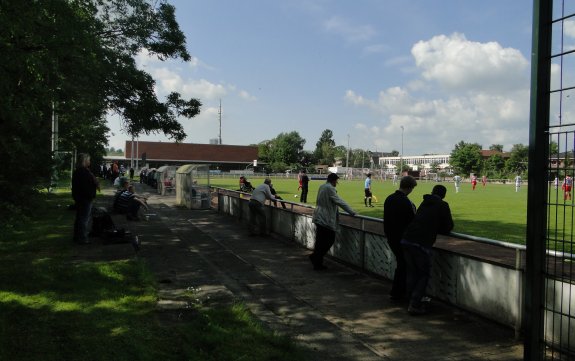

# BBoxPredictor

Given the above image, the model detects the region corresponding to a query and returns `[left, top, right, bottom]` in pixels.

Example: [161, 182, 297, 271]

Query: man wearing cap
[249, 178, 276, 236]
[401, 184, 454, 315]
[309, 173, 356, 270]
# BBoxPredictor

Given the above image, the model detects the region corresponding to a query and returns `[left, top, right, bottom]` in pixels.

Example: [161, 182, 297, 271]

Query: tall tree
[505, 144, 529, 174]
[450, 141, 483, 175]
[483, 154, 506, 177]
[489, 144, 504, 152]
[314, 129, 336, 165]
[0, 0, 200, 224]
[266, 132, 306, 172]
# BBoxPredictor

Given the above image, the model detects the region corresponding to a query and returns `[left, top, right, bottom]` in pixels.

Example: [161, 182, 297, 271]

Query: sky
[106, 1, 536, 156]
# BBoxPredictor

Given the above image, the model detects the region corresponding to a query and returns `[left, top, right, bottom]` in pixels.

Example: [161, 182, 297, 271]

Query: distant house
[114, 141, 259, 171]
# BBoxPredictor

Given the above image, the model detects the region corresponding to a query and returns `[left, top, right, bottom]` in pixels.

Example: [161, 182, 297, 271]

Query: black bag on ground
[91, 207, 132, 245]
[91, 207, 116, 237]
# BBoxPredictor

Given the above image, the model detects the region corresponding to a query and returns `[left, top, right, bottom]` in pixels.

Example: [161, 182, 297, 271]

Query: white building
[379, 154, 451, 174]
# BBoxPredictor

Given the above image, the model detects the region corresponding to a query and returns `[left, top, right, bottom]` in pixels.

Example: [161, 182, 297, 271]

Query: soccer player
[515, 175, 522, 192]
[563, 175, 573, 200]
[453, 175, 462, 193]
[471, 174, 478, 191]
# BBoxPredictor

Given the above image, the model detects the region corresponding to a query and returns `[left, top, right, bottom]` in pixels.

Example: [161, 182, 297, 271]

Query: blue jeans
[74, 200, 92, 243]
[402, 241, 432, 307]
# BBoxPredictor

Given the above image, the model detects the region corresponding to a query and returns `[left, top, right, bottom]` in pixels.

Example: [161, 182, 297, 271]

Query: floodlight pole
[400, 125, 404, 174]
[346, 134, 350, 177]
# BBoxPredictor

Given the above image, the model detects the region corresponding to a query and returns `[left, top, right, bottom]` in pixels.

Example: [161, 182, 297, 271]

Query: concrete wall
[215, 190, 575, 345]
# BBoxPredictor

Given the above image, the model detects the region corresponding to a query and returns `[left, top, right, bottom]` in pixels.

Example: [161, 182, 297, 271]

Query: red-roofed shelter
[123, 141, 259, 171]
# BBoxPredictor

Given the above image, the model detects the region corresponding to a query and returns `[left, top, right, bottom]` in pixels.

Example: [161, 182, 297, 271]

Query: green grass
[0, 192, 308, 361]
[210, 176, 530, 244]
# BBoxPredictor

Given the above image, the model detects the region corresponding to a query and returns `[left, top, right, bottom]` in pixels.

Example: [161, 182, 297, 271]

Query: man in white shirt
[453, 175, 462, 193]
[248, 178, 276, 236]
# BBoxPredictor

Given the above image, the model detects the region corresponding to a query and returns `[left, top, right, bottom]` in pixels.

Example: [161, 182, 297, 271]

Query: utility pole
[218, 99, 222, 145]
[50, 101, 59, 192]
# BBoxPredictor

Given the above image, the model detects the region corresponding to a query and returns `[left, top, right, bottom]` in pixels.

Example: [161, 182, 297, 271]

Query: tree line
[449, 141, 529, 178]
[1, 0, 201, 225]
[255, 129, 387, 173]
[256, 134, 533, 180]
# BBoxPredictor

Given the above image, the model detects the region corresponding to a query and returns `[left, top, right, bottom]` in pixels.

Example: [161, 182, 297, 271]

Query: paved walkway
[99, 184, 524, 361]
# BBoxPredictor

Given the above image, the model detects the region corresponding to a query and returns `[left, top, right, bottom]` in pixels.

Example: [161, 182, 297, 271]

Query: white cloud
[323, 16, 376, 43]
[345, 34, 530, 154]
[564, 20, 575, 38]
[411, 33, 529, 93]
[239, 90, 258, 101]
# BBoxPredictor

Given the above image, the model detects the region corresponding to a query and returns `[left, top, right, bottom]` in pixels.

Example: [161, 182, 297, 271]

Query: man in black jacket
[383, 175, 417, 301]
[401, 184, 454, 315]
[72, 153, 99, 244]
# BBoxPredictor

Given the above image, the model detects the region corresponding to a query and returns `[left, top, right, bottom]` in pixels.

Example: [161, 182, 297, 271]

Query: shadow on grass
[0, 192, 309, 361]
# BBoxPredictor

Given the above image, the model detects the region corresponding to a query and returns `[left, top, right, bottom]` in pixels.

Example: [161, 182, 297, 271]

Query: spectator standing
[248, 178, 276, 236]
[401, 185, 454, 315]
[309, 173, 356, 270]
[72, 153, 99, 244]
[300, 169, 310, 203]
[129, 167, 135, 180]
[364, 173, 374, 207]
[111, 162, 119, 183]
[383, 176, 417, 301]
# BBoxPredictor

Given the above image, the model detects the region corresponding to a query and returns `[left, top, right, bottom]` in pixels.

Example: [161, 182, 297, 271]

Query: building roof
[124, 141, 259, 163]
[480, 150, 511, 158]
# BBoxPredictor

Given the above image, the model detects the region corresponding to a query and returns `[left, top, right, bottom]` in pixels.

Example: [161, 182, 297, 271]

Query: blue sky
[107, 1, 535, 156]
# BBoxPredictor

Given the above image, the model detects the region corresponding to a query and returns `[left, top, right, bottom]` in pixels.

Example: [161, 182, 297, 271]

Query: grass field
[0, 191, 307, 361]
[209, 176, 530, 244]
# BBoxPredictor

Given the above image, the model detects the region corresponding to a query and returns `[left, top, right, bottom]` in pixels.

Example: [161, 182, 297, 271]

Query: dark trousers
[73, 200, 92, 243]
[248, 199, 266, 235]
[402, 243, 432, 307]
[388, 239, 407, 299]
[300, 186, 308, 203]
[310, 224, 336, 266]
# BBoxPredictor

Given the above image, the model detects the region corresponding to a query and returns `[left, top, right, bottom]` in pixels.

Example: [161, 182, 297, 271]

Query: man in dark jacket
[72, 153, 99, 244]
[383, 175, 417, 301]
[401, 184, 454, 315]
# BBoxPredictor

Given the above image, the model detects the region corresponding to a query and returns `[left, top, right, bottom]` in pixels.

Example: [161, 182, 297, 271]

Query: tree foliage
[314, 129, 336, 165]
[258, 132, 306, 172]
[505, 144, 529, 174]
[489, 144, 504, 152]
[450, 141, 483, 175]
[0, 0, 200, 224]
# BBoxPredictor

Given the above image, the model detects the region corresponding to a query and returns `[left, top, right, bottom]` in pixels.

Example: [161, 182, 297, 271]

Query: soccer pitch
[209, 176, 530, 245]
